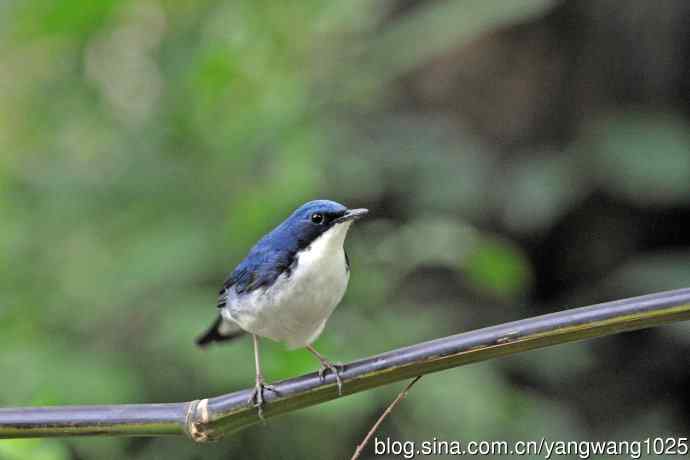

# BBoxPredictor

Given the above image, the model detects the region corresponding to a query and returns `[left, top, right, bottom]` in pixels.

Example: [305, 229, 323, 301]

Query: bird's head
[274, 200, 368, 252]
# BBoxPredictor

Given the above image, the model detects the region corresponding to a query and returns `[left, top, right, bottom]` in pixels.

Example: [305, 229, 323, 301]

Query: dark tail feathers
[195, 315, 245, 348]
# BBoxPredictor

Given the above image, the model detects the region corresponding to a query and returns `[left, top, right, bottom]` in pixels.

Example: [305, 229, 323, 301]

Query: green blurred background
[1, 0, 690, 458]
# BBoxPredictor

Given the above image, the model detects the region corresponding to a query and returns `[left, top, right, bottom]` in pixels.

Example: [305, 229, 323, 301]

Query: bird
[196, 199, 368, 416]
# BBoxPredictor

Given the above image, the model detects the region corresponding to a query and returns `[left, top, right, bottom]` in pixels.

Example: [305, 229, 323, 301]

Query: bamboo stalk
[2, 288, 689, 441]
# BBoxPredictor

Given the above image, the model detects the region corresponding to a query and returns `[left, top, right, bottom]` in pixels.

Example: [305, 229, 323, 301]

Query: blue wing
[216, 237, 298, 308]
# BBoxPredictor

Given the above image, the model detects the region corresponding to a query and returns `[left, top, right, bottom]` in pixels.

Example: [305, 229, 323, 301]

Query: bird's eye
[311, 213, 324, 224]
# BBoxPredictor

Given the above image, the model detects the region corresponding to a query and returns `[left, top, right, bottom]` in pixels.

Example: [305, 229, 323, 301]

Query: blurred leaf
[587, 112, 690, 206]
[499, 153, 589, 234]
[0, 439, 69, 460]
[465, 236, 533, 299]
[604, 251, 690, 295]
[363, 0, 556, 78]
[375, 216, 478, 274]
[11, 0, 120, 40]
[504, 341, 595, 383]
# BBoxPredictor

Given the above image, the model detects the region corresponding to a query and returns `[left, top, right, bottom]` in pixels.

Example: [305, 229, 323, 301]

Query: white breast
[221, 221, 352, 349]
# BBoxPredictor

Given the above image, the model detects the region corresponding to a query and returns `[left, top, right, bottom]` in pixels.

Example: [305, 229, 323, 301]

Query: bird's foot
[248, 375, 278, 421]
[316, 358, 345, 396]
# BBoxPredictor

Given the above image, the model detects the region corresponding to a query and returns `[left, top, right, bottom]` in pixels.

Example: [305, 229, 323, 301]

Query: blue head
[230, 200, 368, 293]
[270, 200, 368, 250]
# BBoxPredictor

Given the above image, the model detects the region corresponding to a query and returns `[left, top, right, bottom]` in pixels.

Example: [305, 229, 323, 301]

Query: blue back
[219, 200, 348, 300]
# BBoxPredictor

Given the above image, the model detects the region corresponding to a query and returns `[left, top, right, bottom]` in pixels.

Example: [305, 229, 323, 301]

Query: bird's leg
[248, 334, 278, 420]
[306, 344, 344, 395]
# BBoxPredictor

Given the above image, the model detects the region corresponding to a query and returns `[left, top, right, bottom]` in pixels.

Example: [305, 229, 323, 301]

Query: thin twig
[351, 376, 422, 460]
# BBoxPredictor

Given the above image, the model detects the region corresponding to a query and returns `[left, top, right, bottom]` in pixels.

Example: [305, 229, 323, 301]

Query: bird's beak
[335, 208, 369, 223]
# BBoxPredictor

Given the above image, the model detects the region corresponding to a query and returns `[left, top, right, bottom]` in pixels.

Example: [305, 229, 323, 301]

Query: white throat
[302, 221, 353, 264]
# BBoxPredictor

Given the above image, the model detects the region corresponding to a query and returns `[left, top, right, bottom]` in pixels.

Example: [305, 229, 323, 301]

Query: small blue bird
[196, 200, 368, 414]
